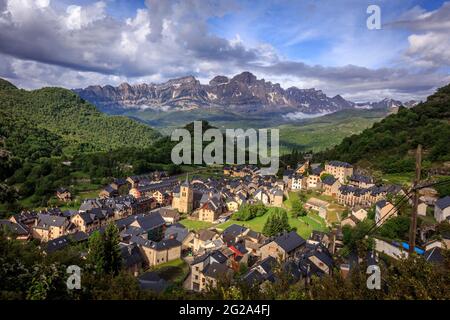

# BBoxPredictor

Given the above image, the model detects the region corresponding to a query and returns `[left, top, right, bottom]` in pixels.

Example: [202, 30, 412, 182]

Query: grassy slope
[277, 109, 386, 154]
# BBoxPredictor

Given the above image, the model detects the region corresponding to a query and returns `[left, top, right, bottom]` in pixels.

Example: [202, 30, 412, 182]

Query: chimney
[340, 264, 350, 279]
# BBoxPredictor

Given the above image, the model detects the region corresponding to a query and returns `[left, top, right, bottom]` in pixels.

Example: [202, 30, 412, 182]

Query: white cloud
[0, 0, 448, 102]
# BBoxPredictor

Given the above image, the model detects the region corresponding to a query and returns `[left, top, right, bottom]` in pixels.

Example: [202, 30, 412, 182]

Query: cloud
[0, 0, 448, 102]
[386, 2, 450, 67]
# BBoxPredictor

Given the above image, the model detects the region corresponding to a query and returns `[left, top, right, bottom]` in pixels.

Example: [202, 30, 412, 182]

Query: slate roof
[436, 196, 450, 210]
[273, 231, 306, 253]
[311, 167, 323, 176]
[130, 235, 181, 250]
[242, 269, 264, 285]
[349, 174, 373, 184]
[44, 236, 70, 254]
[322, 176, 337, 186]
[120, 243, 144, 268]
[222, 224, 248, 239]
[197, 229, 217, 242]
[283, 169, 294, 177]
[328, 160, 352, 168]
[133, 213, 166, 231]
[375, 200, 388, 209]
[202, 262, 229, 279]
[191, 249, 228, 265]
[339, 185, 366, 196]
[424, 247, 444, 264]
[36, 214, 68, 228]
[151, 238, 181, 250]
[77, 211, 94, 224]
[259, 256, 277, 274]
[159, 208, 180, 219]
[164, 223, 189, 242]
[0, 219, 29, 236]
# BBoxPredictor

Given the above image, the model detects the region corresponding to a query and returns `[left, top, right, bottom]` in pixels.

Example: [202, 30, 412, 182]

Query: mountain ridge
[74, 72, 418, 115]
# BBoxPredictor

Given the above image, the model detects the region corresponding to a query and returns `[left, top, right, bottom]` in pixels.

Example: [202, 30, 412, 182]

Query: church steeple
[182, 173, 189, 187]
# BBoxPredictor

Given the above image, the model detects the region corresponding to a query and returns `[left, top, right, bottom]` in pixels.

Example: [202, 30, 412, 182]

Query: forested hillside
[316, 84, 450, 173]
[0, 79, 174, 212]
[0, 78, 159, 159]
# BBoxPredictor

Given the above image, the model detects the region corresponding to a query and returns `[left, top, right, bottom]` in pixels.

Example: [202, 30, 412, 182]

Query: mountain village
[1, 160, 449, 293]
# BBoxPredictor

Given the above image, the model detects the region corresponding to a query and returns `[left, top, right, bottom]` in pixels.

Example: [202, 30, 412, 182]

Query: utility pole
[409, 144, 422, 254]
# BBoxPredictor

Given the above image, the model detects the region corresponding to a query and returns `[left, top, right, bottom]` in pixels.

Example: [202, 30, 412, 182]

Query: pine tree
[87, 231, 105, 274]
[263, 209, 292, 236]
[103, 222, 122, 275]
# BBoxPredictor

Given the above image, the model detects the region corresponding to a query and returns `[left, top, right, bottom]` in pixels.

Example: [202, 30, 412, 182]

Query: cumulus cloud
[386, 2, 450, 67]
[0, 0, 448, 102]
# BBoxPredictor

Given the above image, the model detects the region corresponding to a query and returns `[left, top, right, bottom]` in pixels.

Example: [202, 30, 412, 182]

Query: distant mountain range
[74, 72, 418, 116]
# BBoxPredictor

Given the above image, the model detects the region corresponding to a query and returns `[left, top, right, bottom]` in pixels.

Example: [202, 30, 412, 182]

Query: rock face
[74, 72, 417, 114]
[354, 98, 419, 110]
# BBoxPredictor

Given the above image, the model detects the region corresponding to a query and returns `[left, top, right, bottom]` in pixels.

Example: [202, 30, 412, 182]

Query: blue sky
[0, 0, 449, 101]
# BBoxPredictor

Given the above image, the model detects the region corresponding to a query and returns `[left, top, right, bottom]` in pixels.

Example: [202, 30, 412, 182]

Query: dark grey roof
[242, 269, 264, 285]
[273, 231, 306, 253]
[159, 208, 180, 218]
[376, 200, 388, 209]
[283, 169, 294, 177]
[424, 247, 444, 264]
[120, 243, 143, 268]
[259, 256, 277, 273]
[222, 224, 248, 239]
[322, 176, 337, 186]
[191, 249, 227, 265]
[311, 167, 323, 176]
[78, 211, 93, 224]
[436, 196, 450, 210]
[197, 229, 217, 241]
[349, 174, 373, 184]
[339, 185, 366, 196]
[202, 262, 229, 279]
[164, 224, 189, 242]
[328, 160, 352, 168]
[0, 219, 28, 236]
[246, 229, 260, 240]
[44, 236, 70, 253]
[36, 214, 67, 228]
[152, 238, 181, 250]
[305, 244, 334, 267]
[210, 250, 228, 264]
[121, 225, 145, 237]
[134, 213, 165, 231]
[69, 231, 89, 242]
[103, 185, 117, 194]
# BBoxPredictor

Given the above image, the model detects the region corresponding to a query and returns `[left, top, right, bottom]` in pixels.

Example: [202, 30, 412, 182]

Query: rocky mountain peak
[209, 75, 229, 86]
[74, 72, 410, 115]
[231, 71, 257, 84]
